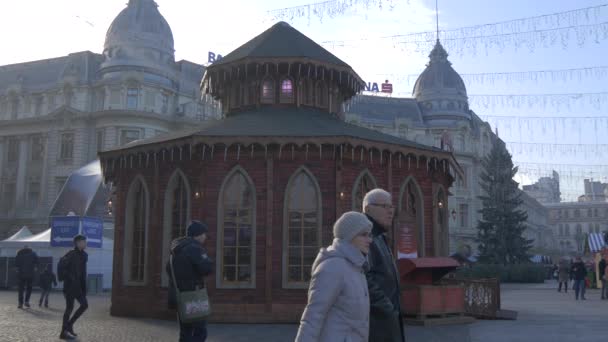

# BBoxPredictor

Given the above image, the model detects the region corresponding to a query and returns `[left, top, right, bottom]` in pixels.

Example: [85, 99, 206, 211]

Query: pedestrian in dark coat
[39, 265, 58, 308]
[599, 256, 607, 300]
[166, 221, 214, 342]
[557, 259, 570, 293]
[15, 245, 39, 308]
[59, 235, 89, 340]
[571, 257, 587, 301]
[362, 189, 405, 342]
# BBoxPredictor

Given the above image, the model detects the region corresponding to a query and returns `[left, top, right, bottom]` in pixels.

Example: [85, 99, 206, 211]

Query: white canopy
[4, 226, 33, 241]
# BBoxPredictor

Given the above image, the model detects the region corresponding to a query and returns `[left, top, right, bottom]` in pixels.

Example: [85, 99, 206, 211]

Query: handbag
[169, 255, 211, 323]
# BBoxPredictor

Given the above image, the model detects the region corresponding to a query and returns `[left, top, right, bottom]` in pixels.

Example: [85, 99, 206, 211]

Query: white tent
[0, 228, 114, 290]
[4, 226, 33, 241]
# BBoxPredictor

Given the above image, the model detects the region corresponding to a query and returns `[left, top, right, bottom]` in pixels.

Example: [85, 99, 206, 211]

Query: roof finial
[435, 0, 440, 42]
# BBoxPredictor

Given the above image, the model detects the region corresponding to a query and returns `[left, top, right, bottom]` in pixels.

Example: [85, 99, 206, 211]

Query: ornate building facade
[345, 40, 556, 256]
[546, 201, 608, 255]
[0, 0, 219, 235]
[346, 41, 495, 256]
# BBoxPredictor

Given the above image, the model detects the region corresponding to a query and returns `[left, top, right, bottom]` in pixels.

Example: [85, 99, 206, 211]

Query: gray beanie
[333, 211, 373, 242]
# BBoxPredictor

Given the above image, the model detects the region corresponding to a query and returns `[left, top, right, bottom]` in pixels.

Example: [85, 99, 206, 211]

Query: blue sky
[1, 0, 606, 200]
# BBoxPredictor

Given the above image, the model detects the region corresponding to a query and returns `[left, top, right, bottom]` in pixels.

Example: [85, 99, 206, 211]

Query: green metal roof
[210, 22, 350, 68]
[108, 107, 445, 153]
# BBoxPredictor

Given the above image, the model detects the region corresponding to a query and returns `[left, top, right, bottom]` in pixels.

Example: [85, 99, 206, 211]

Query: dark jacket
[599, 259, 606, 279]
[365, 215, 405, 342]
[165, 237, 214, 309]
[571, 261, 587, 281]
[15, 247, 39, 279]
[62, 249, 88, 297]
[39, 270, 58, 290]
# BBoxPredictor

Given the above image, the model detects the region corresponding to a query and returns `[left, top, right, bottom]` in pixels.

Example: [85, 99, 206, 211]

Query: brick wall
[107, 143, 453, 322]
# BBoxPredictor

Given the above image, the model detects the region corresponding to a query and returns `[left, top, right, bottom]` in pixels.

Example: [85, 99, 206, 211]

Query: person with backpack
[58, 235, 89, 340]
[39, 264, 58, 308]
[166, 221, 214, 342]
[15, 244, 39, 309]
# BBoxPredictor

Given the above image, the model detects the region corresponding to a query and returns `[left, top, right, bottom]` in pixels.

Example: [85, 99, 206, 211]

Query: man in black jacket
[39, 264, 58, 308]
[166, 221, 214, 342]
[599, 255, 607, 300]
[363, 189, 405, 342]
[60, 235, 89, 340]
[15, 245, 39, 308]
[571, 257, 587, 301]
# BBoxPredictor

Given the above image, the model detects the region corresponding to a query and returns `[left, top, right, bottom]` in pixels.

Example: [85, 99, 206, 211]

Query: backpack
[57, 252, 72, 282]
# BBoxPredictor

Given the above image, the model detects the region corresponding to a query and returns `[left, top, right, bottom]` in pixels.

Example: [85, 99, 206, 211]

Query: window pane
[223, 266, 236, 282]
[220, 171, 254, 285]
[127, 88, 139, 109]
[261, 80, 274, 103]
[286, 171, 321, 284]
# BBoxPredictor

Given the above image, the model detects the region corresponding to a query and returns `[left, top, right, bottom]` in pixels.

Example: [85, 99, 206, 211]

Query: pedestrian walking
[166, 221, 214, 342]
[571, 257, 588, 301]
[295, 212, 373, 342]
[39, 265, 58, 308]
[363, 189, 405, 342]
[557, 258, 570, 293]
[15, 244, 39, 309]
[599, 255, 607, 300]
[58, 235, 89, 340]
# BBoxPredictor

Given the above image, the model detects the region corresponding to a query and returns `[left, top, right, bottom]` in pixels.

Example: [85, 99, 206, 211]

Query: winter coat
[62, 249, 88, 297]
[15, 247, 39, 279]
[558, 261, 570, 282]
[571, 261, 587, 281]
[165, 237, 214, 309]
[366, 215, 405, 342]
[599, 259, 606, 279]
[39, 270, 58, 290]
[295, 239, 370, 342]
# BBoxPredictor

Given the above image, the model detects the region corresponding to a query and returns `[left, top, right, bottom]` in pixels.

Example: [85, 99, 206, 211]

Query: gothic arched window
[218, 168, 256, 288]
[352, 170, 377, 212]
[124, 176, 149, 285]
[161, 170, 190, 286]
[283, 168, 322, 288]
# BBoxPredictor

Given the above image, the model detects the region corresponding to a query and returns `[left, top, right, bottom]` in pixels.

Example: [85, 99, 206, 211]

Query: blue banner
[82, 217, 104, 248]
[50, 216, 81, 247]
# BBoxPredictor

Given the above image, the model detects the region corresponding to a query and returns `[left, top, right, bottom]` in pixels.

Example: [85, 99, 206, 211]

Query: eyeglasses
[369, 203, 395, 210]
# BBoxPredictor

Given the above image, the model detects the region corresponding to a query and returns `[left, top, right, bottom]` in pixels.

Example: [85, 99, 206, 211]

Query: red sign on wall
[381, 80, 393, 94]
[398, 223, 418, 259]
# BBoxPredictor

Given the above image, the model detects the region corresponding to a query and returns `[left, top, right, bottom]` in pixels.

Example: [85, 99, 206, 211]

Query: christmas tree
[476, 140, 533, 265]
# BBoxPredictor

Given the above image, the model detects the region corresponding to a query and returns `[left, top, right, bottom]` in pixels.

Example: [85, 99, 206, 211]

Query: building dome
[100, 0, 176, 84]
[412, 40, 470, 123]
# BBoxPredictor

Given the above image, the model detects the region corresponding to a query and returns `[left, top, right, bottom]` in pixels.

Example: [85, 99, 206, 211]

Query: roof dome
[412, 40, 470, 123]
[413, 40, 467, 99]
[100, 0, 176, 84]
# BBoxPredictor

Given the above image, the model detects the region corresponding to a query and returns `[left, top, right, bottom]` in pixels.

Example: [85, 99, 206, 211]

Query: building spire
[435, 0, 439, 42]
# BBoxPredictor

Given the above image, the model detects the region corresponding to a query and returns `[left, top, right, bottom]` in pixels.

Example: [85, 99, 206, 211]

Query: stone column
[15, 136, 29, 208]
[39, 133, 51, 215]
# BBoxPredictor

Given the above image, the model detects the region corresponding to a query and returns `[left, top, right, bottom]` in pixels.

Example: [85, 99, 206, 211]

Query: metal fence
[443, 277, 501, 318]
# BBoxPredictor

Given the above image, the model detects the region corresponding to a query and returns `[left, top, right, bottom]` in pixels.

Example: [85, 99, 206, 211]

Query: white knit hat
[333, 211, 373, 242]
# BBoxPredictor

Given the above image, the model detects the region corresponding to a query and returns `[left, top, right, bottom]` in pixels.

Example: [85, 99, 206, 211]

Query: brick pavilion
[99, 22, 462, 322]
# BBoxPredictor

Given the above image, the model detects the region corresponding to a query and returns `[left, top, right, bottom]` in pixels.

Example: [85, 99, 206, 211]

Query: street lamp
[451, 209, 457, 221]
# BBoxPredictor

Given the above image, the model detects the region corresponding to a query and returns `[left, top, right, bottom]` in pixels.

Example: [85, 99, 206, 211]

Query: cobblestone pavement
[0, 282, 606, 342]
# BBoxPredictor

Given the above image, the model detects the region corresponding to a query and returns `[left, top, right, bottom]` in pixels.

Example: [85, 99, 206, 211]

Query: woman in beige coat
[295, 212, 373, 342]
